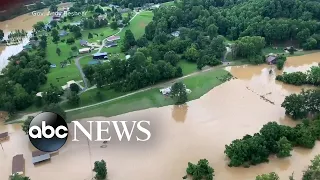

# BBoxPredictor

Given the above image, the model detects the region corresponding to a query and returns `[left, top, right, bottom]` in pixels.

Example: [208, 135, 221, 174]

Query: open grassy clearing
[66, 68, 230, 121]
[118, 11, 154, 39]
[178, 60, 198, 75]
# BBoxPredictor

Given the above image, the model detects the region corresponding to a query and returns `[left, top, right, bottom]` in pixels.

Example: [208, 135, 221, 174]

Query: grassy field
[178, 60, 198, 75]
[62, 86, 128, 109]
[118, 11, 154, 39]
[66, 68, 230, 121]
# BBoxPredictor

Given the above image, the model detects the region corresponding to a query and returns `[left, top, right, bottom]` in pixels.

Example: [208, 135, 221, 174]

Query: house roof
[12, 154, 24, 174]
[80, 40, 88, 45]
[32, 154, 50, 164]
[106, 35, 120, 42]
[0, 132, 8, 139]
[266, 55, 277, 63]
[93, 52, 108, 57]
[59, 30, 68, 36]
[32, 150, 48, 157]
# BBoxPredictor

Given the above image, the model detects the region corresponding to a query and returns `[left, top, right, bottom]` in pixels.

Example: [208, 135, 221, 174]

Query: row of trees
[276, 66, 320, 86]
[83, 51, 183, 92]
[225, 119, 320, 167]
[281, 89, 320, 120]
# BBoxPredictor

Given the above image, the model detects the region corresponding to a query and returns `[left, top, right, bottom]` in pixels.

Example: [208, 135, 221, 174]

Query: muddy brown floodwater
[1, 53, 320, 180]
[0, 3, 73, 70]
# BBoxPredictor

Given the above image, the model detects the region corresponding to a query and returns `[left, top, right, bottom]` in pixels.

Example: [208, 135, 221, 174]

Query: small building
[50, 64, 57, 68]
[79, 48, 91, 54]
[93, 52, 108, 59]
[80, 40, 88, 47]
[105, 41, 117, 48]
[125, 55, 131, 60]
[36, 92, 43, 97]
[12, 154, 25, 175]
[171, 31, 180, 37]
[106, 35, 120, 42]
[266, 54, 278, 65]
[0, 132, 9, 141]
[59, 30, 68, 37]
[32, 151, 51, 164]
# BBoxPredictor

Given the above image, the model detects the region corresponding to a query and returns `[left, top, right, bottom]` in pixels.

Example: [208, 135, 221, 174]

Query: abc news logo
[28, 112, 152, 153]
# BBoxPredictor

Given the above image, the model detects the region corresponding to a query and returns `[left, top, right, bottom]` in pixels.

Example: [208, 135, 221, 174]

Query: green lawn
[178, 60, 198, 75]
[66, 68, 230, 121]
[118, 11, 154, 39]
[62, 86, 128, 110]
[262, 46, 286, 55]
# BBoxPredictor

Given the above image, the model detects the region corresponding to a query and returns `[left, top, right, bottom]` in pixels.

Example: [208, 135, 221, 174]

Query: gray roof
[0, 132, 8, 139]
[32, 154, 50, 164]
[12, 154, 24, 174]
[266, 56, 277, 63]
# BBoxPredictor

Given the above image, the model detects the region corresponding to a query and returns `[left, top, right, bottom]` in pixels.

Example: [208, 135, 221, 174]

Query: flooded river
[0, 53, 320, 180]
[0, 9, 49, 70]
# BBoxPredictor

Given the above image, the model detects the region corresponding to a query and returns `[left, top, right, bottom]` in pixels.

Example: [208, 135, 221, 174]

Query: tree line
[281, 89, 320, 120]
[276, 66, 320, 86]
[225, 118, 320, 167]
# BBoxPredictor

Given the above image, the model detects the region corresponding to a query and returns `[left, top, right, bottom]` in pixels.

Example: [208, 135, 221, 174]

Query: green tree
[110, 21, 118, 30]
[93, 160, 107, 180]
[171, 82, 188, 105]
[83, 65, 96, 83]
[122, 30, 136, 52]
[42, 85, 63, 104]
[67, 92, 80, 106]
[186, 159, 214, 180]
[276, 55, 287, 70]
[88, 32, 93, 39]
[184, 45, 200, 62]
[56, 47, 61, 56]
[303, 155, 320, 180]
[276, 137, 293, 158]
[43, 103, 66, 120]
[207, 24, 218, 39]
[164, 51, 179, 66]
[256, 172, 279, 180]
[303, 37, 317, 50]
[21, 116, 34, 135]
[70, 83, 80, 93]
[197, 57, 206, 70]
[0, 29, 4, 40]
[281, 92, 308, 119]
[10, 173, 31, 180]
[128, 3, 134, 10]
[49, 5, 58, 12]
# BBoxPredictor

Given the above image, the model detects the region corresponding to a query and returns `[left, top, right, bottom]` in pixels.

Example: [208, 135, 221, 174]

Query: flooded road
[0, 53, 320, 180]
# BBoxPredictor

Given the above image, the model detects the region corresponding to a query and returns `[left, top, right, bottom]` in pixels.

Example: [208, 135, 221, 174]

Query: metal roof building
[32, 151, 51, 164]
[12, 154, 25, 175]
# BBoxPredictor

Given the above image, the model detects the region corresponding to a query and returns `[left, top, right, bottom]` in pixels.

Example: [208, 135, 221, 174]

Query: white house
[79, 48, 91, 54]
[160, 87, 171, 95]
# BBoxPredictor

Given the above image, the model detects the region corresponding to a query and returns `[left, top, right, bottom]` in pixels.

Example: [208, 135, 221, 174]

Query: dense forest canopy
[145, 0, 320, 47]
